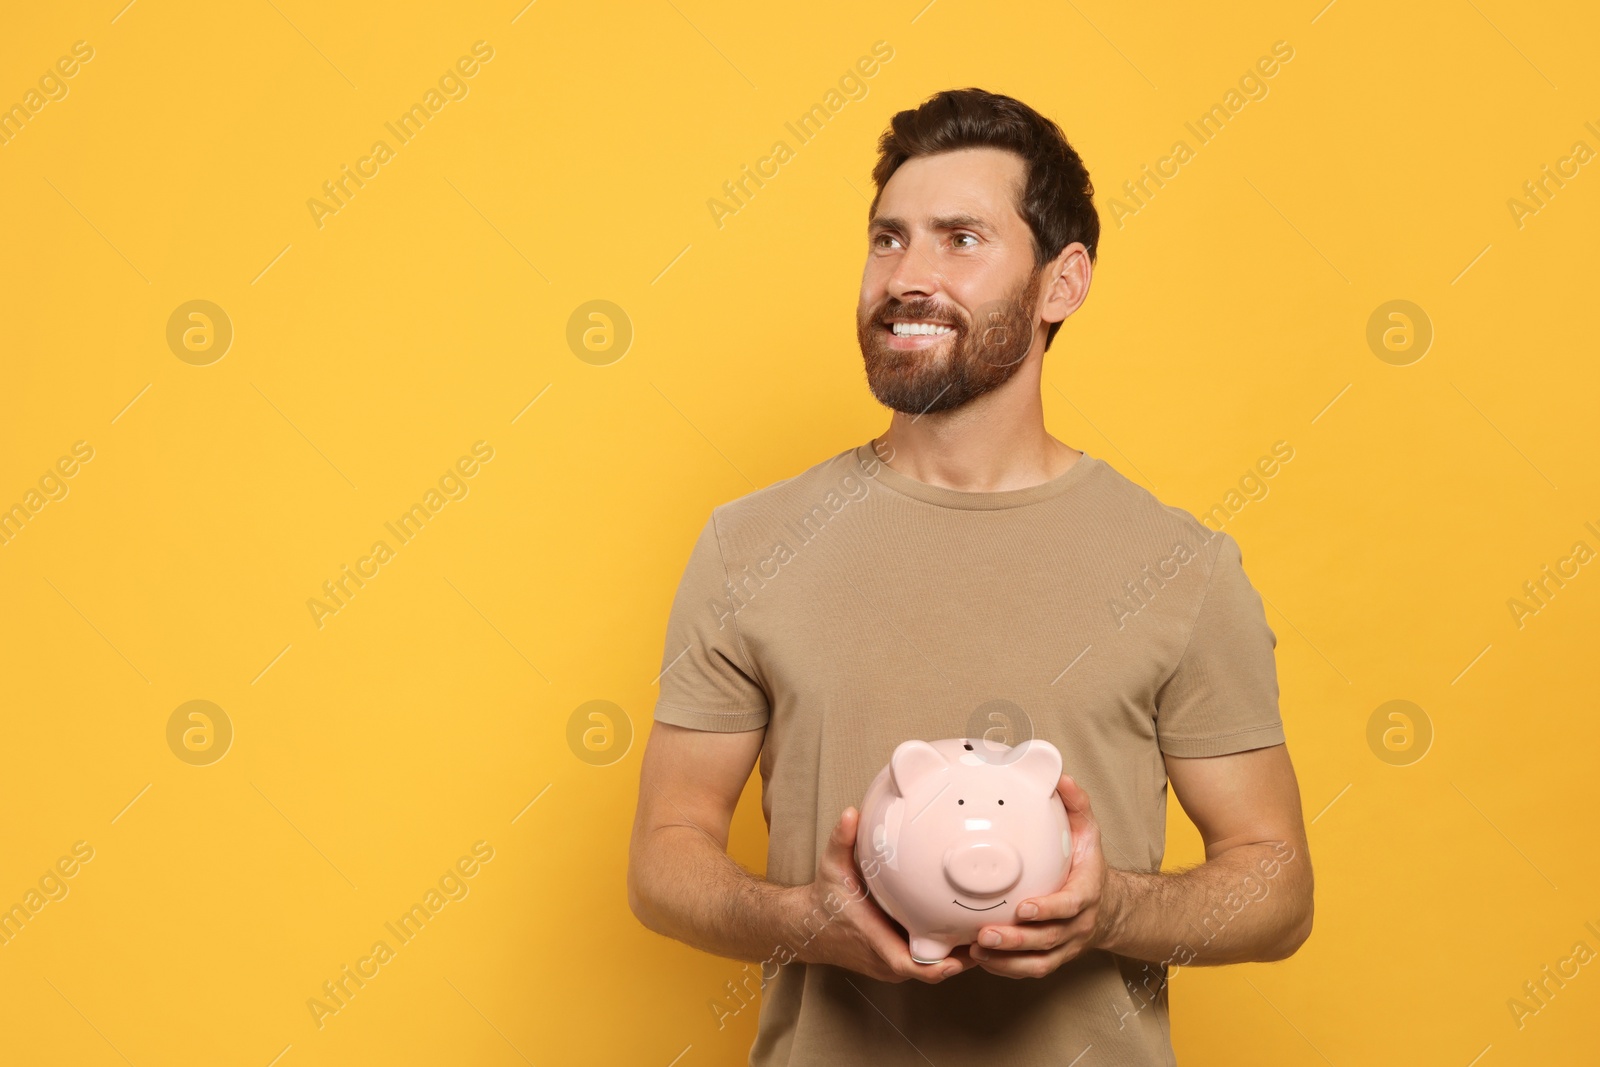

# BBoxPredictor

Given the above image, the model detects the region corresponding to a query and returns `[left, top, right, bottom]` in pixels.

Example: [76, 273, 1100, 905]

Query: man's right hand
[791, 806, 978, 984]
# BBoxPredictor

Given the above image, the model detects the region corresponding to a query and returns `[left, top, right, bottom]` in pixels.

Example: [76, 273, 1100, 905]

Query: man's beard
[857, 268, 1043, 417]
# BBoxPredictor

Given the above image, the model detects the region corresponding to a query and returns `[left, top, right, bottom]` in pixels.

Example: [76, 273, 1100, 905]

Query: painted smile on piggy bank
[854, 736, 1073, 964]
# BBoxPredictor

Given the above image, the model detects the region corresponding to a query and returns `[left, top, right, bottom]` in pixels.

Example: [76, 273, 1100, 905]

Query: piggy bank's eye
[998, 799, 1005, 805]
[957, 799, 964, 805]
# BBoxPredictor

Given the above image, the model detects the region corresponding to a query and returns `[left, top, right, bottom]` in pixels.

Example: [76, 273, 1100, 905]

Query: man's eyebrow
[868, 213, 996, 235]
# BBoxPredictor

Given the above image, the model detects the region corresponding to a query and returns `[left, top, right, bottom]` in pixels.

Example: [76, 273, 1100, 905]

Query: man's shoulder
[698, 443, 1234, 568]
[707, 443, 866, 539]
[1081, 454, 1231, 565]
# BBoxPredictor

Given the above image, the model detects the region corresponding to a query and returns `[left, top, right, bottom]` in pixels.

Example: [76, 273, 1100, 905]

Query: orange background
[1, 1, 1596, 1064]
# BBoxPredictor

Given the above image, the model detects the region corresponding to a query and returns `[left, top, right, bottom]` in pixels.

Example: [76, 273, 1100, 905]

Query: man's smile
[881, 320, 958, 350]
[888, 320, 956, 336]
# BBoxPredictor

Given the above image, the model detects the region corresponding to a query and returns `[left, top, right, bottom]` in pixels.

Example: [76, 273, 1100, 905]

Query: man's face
[857, 147, 1045, 417]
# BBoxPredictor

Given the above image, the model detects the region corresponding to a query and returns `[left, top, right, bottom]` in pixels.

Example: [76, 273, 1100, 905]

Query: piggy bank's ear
[890, 740, 950, 797]
[1009, 740, 1063, 796]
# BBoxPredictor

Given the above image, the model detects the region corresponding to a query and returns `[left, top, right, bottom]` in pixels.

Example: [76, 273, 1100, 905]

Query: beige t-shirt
[653, 440, 1287, 1066]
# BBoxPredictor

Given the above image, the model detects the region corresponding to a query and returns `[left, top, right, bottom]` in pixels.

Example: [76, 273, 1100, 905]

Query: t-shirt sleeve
[1154, 529, 1287, 757]
[652, 513, 771, 733]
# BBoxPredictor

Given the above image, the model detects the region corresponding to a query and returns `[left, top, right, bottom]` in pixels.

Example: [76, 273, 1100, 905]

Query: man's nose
[885, 241, 940, 301]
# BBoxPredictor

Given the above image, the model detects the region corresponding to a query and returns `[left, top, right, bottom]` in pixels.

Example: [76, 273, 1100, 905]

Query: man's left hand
[968, 773, 1119, 979]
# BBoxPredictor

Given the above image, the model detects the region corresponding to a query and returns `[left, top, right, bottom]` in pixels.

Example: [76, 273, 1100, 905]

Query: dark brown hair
[869, 88, 1099, 351]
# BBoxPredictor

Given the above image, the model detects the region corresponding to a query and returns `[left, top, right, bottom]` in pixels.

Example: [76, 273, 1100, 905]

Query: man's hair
[868, 88, 1099, 351]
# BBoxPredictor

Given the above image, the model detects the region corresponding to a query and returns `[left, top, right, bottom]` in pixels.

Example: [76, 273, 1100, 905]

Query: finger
[944, 945, 979, 972]
[865, 922, 968, 980]
[883, 934, 969, 979]
[1016, 862, 1101, 924]
[1057, 774, 1097, 822]
[1013, 892, 1082, 924]
[930, 944, 979, 978]
[851, 898, 934, 964]
[971, 942, 1077, 979]
[916, 958, 971, 982]
[820, 807, 859, 873]
[974, 917, 1081, 952]
[832, 806, 858, 848]
[1053, 778, 1105, 875]
[884, 946, 968, 982]
[846, 890, 903, 940]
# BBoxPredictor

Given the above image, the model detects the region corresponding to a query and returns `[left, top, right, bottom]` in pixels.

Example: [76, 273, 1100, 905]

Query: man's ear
[1008, 739, 1063, 796]
[1040, 242, 1091, 329]
[890, 740, 950, 798]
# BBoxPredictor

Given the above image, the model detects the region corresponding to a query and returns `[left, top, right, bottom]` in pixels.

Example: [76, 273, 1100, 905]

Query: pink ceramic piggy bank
[853, 737, 1071, 963]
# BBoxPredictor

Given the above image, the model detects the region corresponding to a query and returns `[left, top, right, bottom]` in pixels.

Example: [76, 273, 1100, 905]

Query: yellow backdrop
[2, 1, 1596, 1064]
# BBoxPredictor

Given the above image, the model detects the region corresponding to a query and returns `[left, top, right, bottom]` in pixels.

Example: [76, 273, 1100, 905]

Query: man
[628, 87, 1313, 1065]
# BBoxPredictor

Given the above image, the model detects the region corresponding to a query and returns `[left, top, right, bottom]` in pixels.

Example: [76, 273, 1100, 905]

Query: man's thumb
[830, 806, 857, 849]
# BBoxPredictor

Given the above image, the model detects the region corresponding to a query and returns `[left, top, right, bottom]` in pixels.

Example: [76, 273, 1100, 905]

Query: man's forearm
[1096, 839, 1311, 966]
[630, 825, 817, 964]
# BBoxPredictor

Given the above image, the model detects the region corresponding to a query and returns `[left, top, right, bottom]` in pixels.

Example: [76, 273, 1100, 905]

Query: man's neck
[874, 416, 1080, 494]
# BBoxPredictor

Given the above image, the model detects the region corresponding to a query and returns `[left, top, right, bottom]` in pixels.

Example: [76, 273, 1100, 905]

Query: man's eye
[952, 233, 977, 248]
[874, 234, 902, 249]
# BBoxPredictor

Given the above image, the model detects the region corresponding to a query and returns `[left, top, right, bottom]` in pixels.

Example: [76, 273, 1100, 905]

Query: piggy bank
[853, 737, 1071, 963]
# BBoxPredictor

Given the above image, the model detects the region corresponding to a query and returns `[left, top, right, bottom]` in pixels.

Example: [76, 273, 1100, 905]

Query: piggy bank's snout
[942, 840, 1023, 897]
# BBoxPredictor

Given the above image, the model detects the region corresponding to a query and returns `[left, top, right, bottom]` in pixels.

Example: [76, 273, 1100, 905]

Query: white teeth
[891, 322, 955, 337]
